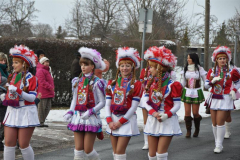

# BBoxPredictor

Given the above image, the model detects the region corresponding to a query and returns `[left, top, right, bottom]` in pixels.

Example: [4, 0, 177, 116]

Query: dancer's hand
[153, 112, 160, 119]
[229, 90, 236, 100]
[114, 121, 122, 130]
[81, 110, 90, 120]
[109, 122, 116, 130]
[0, 93, 5, 101]
[63, 110, 73, 123]
[211, 76, 221, 84]
[9, 85, 17, 93]
[157, 113, 168, 122]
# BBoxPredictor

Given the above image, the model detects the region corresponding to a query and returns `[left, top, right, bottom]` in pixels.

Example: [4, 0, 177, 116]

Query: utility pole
[234, 18, 240, 65]
[204, 0, 210, 70]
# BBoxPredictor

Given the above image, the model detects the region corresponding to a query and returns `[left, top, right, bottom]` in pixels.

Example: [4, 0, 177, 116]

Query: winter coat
[36, 63, 55, 99]
[71, 57, 82, 80]
[0, 75, 7, 122]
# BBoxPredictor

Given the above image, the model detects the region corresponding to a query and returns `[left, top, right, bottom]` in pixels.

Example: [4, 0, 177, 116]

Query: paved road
[27, 110, 240, 160]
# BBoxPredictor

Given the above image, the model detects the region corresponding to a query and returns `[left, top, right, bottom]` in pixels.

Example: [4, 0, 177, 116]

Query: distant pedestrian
[143, 46, 182, 160]
[105, 47, 142, 160]
[204, 46, 240, 153]
[181, 53, 207, 138]
[0, 52, 9, 151]
[64, 47, 106, 160]
[2, 45, 39, 160]
[36, 49, 53, 77]
[36, 57, 55, 127]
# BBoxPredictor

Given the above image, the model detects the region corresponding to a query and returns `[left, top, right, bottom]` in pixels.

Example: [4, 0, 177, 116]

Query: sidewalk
[0, 122, 74, 160]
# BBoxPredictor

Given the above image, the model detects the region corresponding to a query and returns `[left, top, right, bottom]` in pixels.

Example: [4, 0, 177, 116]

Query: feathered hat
[10, 45, 38, 68]
[212, 46, 231, 63]
[115, 47, 141, 69]
[144, 46, 177, 68]
[78, 47, 106, 70]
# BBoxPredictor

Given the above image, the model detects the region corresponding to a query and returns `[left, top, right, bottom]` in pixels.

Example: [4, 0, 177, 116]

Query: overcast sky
[33, 0, 240, 31]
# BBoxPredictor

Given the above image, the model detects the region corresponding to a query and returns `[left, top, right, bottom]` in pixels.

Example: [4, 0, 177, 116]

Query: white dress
[67, 76, 106, 132]
[4, 72, 40, 128]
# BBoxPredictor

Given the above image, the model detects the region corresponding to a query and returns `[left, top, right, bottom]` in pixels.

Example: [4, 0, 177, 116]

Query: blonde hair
[210, 54, 230, 80]
[145, 61, 169, 101]
[106, 60, 136, 95]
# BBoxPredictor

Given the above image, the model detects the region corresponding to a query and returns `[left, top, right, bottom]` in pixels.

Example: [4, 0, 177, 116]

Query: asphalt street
[30, 111, 240, 159]
[1, 110, 239, 160]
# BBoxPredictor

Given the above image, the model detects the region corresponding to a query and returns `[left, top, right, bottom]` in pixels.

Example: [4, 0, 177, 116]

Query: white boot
[212, 125, 217, 147]
[214, 125, 225, 153]
[4, 145, 15, 160]
[113, 152, 116, 160]
[148, 152, 157, 160]
[74, 149, 85, 160]
[20, 146, 34, 160]
[224, 122, 231, 139]
[156, 152, 168, 160]
[86, 149, 101, 160]
[115, 154, 126, 160]
[142, 125, 149, 150]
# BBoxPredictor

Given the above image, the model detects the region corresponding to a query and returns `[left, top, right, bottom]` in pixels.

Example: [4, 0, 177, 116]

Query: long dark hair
[184, 53, 201, 78]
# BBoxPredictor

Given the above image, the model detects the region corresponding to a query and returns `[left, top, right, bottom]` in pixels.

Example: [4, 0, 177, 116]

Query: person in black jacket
[70, 52, 82, 81]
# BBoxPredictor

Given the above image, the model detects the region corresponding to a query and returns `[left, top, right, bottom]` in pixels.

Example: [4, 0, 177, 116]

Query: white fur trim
[212, 46, 231, 63]
[10, 45, 37, 67]
[78, 47, 106, 70]
[116, 47, 140, 69]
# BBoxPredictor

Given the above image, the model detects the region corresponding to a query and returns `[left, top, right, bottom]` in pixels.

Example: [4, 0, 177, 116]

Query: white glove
[159, 113, 168, 122]
[9, 85, 17, 93]
[63, 111, 73, 123]
[81, 110, 91, 120]
[0, 93, 5, 101]
[211, 76, 222, 84]
[229, 90, 236, 100]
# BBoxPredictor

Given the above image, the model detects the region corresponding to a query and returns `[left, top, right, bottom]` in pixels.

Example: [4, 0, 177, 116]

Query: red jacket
[36, 63, 55, 98]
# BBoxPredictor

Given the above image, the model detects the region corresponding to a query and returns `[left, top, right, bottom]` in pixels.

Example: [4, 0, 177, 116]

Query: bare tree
[84, 0, 125, 40]
[0, 0, 7, 23]
[32, 23, 53, 38]
[65, 0, 87, 39]
[227, 9, 240, 43]
[123, 0, 187, 41]
[3, 0, 38, 37]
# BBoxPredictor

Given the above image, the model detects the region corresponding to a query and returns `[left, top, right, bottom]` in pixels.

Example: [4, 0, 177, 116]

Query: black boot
[184, 116, 193, 138]
[0, 142, 3, 151]
[193, 116, 202, 137]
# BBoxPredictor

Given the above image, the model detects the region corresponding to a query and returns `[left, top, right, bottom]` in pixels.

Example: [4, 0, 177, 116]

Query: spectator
[36, 49, 53, 77]
[36, 49, 46, 60]
[70, 52, 82, 80]
[0, 52, 8, 151]
[36, 57, 55, 127]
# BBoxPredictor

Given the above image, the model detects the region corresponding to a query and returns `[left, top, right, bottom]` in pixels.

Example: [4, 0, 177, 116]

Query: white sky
[33, 0, 240, 31]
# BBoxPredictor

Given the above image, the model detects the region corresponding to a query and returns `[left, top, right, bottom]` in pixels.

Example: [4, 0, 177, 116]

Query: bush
[0, 38, 115, 106]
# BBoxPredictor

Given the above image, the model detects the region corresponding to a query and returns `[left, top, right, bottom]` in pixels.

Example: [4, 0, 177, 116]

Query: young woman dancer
[181, 53, 207, 138]
[64, 47, 106, 160]
[143, 46, 182, 160]
[3, 45, 39, 160]
[139, 66, 150, 150]
[204, 46, 240, 153]
[105, 47, 142, 160]
[224, 61, 240, 139]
